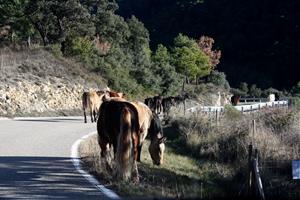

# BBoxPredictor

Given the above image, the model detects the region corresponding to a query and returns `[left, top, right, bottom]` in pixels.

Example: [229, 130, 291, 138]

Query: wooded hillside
[116, 0, 300, 90]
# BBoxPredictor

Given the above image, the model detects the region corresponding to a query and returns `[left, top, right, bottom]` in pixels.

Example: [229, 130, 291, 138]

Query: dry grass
[79, 107, 300, 199]
[172, 107, 300, 162]
[79, 133, 229, 199]
[0, 47, 106, 88]
[171, 107, 300, 198]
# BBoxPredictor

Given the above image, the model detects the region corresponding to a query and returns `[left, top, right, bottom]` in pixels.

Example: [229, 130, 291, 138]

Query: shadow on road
[0, 156, 109, 199]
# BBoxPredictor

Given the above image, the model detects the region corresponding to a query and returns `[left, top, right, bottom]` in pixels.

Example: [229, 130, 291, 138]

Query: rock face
[0, 81, 86, 116]
[0, 48, 106, 117]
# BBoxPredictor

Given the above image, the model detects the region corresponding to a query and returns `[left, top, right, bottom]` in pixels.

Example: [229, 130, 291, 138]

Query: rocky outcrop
[0, 80, 87, 116]
[0, 47, 106, 117]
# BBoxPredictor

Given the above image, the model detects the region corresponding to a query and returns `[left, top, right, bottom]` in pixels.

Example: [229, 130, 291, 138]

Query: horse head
[148, 113, 166, 165]
[149, 136, 166, 165]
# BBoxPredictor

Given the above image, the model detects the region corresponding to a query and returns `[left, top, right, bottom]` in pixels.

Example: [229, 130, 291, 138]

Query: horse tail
[116, 107, 135, 181]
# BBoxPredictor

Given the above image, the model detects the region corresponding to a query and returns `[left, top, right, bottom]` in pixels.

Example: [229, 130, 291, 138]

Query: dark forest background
[116, 0, 300, 90]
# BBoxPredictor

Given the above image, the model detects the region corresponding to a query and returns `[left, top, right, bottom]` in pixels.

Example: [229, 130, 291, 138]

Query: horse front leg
[83, 108, 87, 123]
[132, 161, 139, 183]
[90, 109, 94, 123]
[137, 144, 142, 162]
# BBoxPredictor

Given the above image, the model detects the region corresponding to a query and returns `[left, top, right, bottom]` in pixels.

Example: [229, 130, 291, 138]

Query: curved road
[0, 117, 113, 199]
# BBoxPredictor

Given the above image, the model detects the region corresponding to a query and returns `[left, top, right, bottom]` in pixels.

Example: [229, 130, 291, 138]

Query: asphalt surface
[0, 117, 112, 199]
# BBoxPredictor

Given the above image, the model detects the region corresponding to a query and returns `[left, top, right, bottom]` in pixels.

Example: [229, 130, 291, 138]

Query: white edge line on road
[13, 116, 82, 120]
[0, 117, 9, 120]
[71, 131, 120, 199]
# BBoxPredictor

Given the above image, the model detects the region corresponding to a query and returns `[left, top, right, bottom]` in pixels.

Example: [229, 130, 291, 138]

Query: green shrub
[230, 88, 246, 96]
[46, 43, 63, 57]
[65, 36, 94, 62]
[291, 81, 300, 97]
[289, 97, 300, 110]
[223, 105, 242, 120]
[207, 70, 230, 89]
[249, 84, 262, 97]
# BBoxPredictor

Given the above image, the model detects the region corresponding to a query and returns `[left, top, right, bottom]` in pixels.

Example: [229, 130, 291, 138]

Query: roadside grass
[79, 107, 300, 199]
[79, 132, 231, 199]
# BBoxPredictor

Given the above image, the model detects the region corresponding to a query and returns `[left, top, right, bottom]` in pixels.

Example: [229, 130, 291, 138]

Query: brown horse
[107, 91, 126, 99]
[231, 95, 241, 106]
[97, 100, 166, 181]
[130, 101, 165, 164]
[97, 100, 140, 181]
[162, 96, 176, 115]
[82, 91, 105, 123]
[82, 90, 126, 123]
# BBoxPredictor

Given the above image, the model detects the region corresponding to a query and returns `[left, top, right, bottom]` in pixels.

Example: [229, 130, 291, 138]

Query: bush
[65, 36, 94, 63]
[224, 105, 242, 120]
[291, 81, 300, 97]
[170, 108, 300, 164]
[46, 43, 63, 57]
[230, 88, 246, 96]
[206, 70, 230, 89]
[262, 87, 284, 99]
[289, 97, 300, 110]
[249, 84, 262, 97]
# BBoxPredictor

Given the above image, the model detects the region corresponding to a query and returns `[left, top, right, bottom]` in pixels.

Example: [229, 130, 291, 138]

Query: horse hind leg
[132, 161, 139, 183]
[93, 110, 97, 123]
[98, 138, 113, 173]
[137, 145, 142, 162]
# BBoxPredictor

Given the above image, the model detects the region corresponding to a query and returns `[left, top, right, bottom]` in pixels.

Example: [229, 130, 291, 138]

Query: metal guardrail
[186, 100, 289, 113]
[239, 97, 265, 103]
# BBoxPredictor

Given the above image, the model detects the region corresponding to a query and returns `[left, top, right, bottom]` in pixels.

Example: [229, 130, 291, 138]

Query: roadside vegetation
[79, 107, 300, 199]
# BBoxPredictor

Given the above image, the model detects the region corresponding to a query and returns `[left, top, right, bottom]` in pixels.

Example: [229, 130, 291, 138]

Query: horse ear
[159, 137, 167, 144]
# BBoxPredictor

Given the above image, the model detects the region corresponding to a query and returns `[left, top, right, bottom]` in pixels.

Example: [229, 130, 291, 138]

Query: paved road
[0, 117, 112, 199]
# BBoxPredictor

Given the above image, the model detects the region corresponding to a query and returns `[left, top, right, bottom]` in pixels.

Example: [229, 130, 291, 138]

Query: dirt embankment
[0, 47, 106, 117]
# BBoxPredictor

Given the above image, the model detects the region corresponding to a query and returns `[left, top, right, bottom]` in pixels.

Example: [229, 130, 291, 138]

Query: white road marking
[71, 132, 120, 199]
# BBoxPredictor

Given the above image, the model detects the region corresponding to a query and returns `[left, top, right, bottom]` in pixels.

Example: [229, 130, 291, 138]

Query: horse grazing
[144, 96, 163, 114]
[147, 112, 166, 165]
[97, 100, 166, 181]
[162, 96, 176, 115]
[82, 91, 106, 123]
[174, 93, 189, 104]
[144, 97, 154, 111]
[130, 101, 166, 164]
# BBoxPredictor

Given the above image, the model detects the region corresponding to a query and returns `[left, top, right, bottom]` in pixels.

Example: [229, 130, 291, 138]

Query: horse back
[97, 101, 140, 148]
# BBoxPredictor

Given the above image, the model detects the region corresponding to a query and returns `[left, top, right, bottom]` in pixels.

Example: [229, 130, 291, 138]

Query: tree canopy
[0, 0, 221, 97]
[171, 34, 211, 82]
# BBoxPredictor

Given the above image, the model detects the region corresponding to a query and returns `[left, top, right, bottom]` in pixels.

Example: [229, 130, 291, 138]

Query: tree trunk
[29, 18, 49, 46]
[27, 36, 31, 48]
